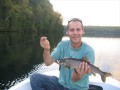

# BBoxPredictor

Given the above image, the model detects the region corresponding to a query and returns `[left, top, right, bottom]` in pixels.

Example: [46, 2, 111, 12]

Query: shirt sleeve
[51, 42, 62, 61]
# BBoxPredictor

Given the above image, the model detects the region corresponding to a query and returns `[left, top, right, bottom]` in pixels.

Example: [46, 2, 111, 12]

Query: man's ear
[82, 30, 85, 34]
[66, 30, 68, 35]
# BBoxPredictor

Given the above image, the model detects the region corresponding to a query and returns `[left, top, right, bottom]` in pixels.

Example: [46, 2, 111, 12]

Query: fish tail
[101, 72, 112, 82]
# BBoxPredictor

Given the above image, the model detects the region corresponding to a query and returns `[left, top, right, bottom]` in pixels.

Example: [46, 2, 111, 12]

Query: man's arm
[43, 49, 54, 66]
[40, 36, 54, 66]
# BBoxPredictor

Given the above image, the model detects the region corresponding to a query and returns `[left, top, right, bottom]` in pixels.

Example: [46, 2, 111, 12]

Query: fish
[57, 57, 112, 82]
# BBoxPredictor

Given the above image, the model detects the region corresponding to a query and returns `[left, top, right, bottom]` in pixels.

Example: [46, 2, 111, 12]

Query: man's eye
[76, 28, 81, 31]
[70, 29, 74, 31]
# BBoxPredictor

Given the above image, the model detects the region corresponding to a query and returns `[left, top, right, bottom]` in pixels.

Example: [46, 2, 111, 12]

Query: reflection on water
[63, 37, 120, 81]
[1, 37, 120, 89]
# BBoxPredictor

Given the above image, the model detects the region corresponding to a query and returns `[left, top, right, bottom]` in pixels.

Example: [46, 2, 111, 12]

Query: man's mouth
[72, 36, 79, 39]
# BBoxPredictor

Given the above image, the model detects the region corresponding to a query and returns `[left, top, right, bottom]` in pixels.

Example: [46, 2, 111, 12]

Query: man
[30, 18, 95, 90]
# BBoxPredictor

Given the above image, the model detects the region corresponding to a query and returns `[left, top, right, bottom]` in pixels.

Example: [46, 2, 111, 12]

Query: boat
[8, 63, 120, 90]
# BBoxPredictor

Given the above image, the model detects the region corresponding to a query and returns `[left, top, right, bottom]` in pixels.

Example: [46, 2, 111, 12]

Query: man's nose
[73, 29, 78, 34]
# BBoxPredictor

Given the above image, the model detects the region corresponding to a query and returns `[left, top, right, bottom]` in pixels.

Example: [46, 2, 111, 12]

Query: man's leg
[88, 84, 103, 90]
[30, 73, 63, 90]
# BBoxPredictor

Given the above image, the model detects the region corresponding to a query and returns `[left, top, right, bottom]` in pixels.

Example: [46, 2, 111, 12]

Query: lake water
[62, 36, 120, 81]
[2, 37, 120, 89]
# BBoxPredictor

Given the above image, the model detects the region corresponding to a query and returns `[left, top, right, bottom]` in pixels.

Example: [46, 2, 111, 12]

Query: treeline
[0, 0, 64, 49]
[64, 26, 120, 38]
[0, 0, 64, 88]
[0, 0, 64, 65]
[84, 26, 120, 38]
[0, 0, 64, 67]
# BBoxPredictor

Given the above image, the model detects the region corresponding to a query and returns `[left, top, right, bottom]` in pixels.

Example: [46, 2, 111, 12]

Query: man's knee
[30, 73, 43, 83]
[30, 73, 38, 80]
[89, 84, 103, 90]
[30, 73, 49, 83]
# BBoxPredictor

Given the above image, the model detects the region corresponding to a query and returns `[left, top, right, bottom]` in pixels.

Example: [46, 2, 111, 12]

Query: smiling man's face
[66, 21, 84, 44]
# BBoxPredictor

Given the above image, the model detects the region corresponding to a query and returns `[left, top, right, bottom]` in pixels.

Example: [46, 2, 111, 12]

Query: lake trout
[58, 57, 112, 82]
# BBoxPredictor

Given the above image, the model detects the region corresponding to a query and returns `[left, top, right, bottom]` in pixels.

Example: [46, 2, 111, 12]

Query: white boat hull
[9, 63, 120, 90]
[8, 70, 120, 90]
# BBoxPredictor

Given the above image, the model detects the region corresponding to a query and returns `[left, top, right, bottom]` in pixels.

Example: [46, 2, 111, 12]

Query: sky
[50, 0, 120, 26]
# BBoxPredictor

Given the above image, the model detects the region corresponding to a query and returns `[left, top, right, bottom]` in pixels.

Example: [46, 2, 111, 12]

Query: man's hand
[40, 36, 50, 50]
[72, 62, 91, 82]
[75, 62, 91, 75]
[40, 36, 54, 66]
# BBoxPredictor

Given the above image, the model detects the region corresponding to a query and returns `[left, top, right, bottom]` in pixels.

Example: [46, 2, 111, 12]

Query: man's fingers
[87, 66, 91, 73]
[77, 62, 91, 75]
[40, 37, 48, 45]
[40, 36, 50, 50]
[84, 63, 89, 73]
[80, 62, 85, 73]
[40, 37, 47, 42]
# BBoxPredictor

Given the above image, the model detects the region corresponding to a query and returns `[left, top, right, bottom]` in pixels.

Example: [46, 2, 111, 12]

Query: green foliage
[0, 1, 64, 88]
[0, 0, 64, 67]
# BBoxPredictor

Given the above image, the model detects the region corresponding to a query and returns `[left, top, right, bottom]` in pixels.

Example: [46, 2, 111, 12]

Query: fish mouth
[59, 59, 66, 63]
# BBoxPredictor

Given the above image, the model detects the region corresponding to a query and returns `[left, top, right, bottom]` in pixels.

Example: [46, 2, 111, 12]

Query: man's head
[66, 18, 85, 45]
[67, 18, 84, 30]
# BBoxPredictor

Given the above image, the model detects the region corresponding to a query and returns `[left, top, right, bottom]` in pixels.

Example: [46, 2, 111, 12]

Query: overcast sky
[50, 0, 120, 26]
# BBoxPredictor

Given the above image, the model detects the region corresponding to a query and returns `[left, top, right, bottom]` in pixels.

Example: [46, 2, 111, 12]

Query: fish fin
[74, 69, 78, 74]
[101, 72, 112, 82]
[55, 61, 60, 65]
[65, 65, 67, 68]
[59, 65, 61, 71]
[91, 70, 96, 76]
[81, 57, 90, 64]
[55, 61, 61, 71]
[81, 57, 88, 61]
[65, 65, 70, 69]
[68, 66, 70, 69]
